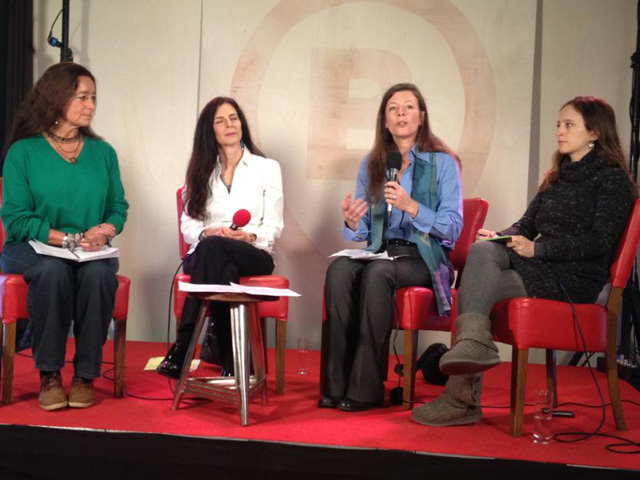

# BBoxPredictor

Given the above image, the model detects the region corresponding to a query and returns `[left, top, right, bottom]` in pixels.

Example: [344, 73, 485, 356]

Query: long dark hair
[367, 83, 458, 201]
[7, 62, 100, 149]
[184, 97, 264, 220]
[542, 96, 634, 193]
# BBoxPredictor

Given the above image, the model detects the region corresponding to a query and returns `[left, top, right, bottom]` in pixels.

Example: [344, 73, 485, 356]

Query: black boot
[156, 343, 188, 379]
[199, 320, 222, 365]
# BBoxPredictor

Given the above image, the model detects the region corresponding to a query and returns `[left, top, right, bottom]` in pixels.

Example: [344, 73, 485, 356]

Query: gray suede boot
[439, 313, 500, 376]
[411, 374, 483, 427]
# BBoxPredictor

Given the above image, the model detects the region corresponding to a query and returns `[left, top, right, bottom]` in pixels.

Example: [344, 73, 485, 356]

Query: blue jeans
[1, 242, 119, 378]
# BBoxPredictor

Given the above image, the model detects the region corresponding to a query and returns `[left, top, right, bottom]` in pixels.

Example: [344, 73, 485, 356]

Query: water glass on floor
[533, 390, 553, 444]
[295, 336, 310, 375]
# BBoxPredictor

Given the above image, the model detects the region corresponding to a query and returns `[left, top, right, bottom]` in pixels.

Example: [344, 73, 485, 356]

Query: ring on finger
[393, 194, 397, 200]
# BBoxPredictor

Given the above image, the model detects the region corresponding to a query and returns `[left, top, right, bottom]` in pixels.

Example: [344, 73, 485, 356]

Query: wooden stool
[172, 291, 275, 426]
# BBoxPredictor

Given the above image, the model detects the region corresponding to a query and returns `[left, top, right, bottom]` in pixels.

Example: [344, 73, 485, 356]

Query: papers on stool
[329, 249, 394, 261]
[178, 281, 300, 297]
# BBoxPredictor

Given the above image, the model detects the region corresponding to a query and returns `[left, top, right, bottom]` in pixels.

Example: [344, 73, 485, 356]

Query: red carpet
[1, 339, 639, 471]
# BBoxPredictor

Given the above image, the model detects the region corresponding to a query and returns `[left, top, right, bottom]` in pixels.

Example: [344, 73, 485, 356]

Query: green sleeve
[1, 144, 50, 244]
[101, 146, 128, 233]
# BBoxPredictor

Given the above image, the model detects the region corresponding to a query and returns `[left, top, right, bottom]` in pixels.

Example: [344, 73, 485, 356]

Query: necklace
[47, 134, 83, 164]
[45, 130, 81, 144]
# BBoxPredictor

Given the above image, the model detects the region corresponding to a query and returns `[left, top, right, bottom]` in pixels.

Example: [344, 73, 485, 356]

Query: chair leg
[402, 330, 418, 410]
[2, 322, 16, 405]
[606, 290, 627, 431]
[545, 349, 558, 408]
[510, 347, 528, 437]
[113, 318, 127, 398]
[275, 320, 286, 395]
[319, 321, 328, 395]
[605, 350, 627, 431]
[261, 317, 269, 375]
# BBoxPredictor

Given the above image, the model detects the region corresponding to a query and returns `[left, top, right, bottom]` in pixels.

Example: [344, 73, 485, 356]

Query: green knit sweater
[1, 134, 128, 246]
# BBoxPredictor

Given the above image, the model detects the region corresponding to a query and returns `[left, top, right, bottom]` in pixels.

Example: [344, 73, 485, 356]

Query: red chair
[173, 188, 289, 394]
[320, 198, 489, 408]
[0, 180, 130, 405]
[490, 199, 640, 437]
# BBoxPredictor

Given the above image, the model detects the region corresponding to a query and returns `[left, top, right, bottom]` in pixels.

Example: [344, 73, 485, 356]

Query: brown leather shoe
[39, 371, 68, 411]
[68, 377, 95, 408]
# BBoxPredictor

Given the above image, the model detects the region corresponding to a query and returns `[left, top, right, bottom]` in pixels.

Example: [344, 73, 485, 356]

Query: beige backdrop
[30, 1, 636, 365]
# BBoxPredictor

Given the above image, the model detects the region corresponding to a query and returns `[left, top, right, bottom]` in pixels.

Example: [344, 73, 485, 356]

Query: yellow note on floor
[144, 356, 200, 372]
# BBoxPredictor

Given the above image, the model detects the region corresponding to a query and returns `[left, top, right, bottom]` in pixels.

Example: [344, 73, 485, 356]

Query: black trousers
[177, 236, 274, 370]
[323, 247, 432, 404]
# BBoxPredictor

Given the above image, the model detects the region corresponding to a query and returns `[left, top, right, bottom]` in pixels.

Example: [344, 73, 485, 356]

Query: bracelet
[62, 234, 69, 249]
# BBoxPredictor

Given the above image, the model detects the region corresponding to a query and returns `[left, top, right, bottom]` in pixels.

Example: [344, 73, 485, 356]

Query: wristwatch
[198, 229, 207, 242]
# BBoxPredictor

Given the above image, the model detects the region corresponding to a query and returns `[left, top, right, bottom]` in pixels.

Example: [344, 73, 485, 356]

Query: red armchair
[490, 199, 640, 436]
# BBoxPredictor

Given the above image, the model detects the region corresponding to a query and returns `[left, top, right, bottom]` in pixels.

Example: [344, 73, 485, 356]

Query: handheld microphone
[230, 209, 251, 230]
[385, 151, 402, 215]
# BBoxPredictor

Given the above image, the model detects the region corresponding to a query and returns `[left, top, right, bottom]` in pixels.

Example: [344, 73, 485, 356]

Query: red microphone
[231, 209, 251, 230]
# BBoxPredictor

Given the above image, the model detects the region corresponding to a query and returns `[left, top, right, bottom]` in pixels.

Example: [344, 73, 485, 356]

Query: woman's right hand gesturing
[342, 193, 368, 231]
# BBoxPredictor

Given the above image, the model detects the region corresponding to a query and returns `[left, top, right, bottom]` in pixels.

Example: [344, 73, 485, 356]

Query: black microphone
[385, 151, 402, 215]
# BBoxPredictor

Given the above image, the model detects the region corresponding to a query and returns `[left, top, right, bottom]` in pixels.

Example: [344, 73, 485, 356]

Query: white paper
[178, 281, 300, 297]
[329, 249, 394, 261]
[229, 282, 300, 297]
[29, 240, 120, 262]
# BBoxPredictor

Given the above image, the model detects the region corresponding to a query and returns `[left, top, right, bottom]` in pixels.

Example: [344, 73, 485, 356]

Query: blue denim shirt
[342, 147, 463, 249]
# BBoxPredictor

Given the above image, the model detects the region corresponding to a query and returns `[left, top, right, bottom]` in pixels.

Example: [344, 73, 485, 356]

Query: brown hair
[541, 96, 633, 192]
[7, 62, 100, 147]
[184, 97, 265, 220]
[367, 83, 458, 201]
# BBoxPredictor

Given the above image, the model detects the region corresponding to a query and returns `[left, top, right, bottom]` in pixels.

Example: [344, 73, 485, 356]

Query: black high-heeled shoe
[336, 397, 383, 412]
[156, 343, 188, 380]
[317, 396, 341, 408]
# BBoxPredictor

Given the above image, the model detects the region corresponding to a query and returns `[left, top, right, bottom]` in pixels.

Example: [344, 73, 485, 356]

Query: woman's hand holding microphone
[384, 181, 419, 218]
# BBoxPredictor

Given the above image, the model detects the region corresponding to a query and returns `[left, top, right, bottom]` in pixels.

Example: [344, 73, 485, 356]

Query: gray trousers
[323, 247, 432, 403]
[457, 241, 527, 316]
[0, 242, 118, 379]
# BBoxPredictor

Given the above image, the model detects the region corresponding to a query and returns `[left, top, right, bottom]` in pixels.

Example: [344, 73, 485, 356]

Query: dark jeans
[0, 242, 119, 378]
[323, 246, 432, 404]
[177, 236, 274, 370]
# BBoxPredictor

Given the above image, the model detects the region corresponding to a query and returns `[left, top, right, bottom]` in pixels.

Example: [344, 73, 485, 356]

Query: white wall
[31, 1, 637, 364]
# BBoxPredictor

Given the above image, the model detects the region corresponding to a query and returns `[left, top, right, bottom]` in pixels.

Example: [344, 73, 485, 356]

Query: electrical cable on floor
[548, 283, 640, 454]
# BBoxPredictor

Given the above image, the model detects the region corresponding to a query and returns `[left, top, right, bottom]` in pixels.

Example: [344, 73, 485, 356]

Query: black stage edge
[0, 425, 634, 480]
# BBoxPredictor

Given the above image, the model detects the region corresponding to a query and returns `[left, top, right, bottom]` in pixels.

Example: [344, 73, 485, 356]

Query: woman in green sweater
[1, 62, 128, 411]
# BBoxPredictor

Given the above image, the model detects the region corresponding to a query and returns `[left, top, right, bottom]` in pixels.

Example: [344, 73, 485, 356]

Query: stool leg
[172, 301, 209, 410]
[249, 303, 268, 406]
[231, 303, 251, 426]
